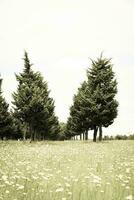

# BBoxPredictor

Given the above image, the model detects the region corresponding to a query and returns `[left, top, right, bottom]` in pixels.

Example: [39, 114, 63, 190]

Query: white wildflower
[17, 185, 24, 190]
[126, 186, 130, 190]
[2, 175, 8, 181]
[32, 176, 38, 180]
[85, 176, 90, 179]
[5, 181, 10, 185]
[125, 195, 133, 200]
[56, 187, 64, 192]
[65, 183, 71, 187]
[118, 174, 123, 180]
[63, 177, 68, 180]
[74, 178, 78, 182]
[68, 192, 72, 195]
[126, 168, 130, 173]
[43, 176, 49, 180]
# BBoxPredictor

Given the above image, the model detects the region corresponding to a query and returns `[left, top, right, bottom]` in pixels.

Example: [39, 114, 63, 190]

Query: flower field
[0, 140, 134, 200]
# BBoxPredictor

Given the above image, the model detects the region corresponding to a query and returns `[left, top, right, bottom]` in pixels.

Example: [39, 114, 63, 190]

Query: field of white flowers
[0, 140, 134, 200]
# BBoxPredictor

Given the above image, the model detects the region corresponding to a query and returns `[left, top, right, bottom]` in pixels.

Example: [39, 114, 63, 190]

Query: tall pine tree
[66, 81, 92, 140]
[12, 52, 60, 141]
[66, 54, 118, 142]
[86, 54, 118, 141]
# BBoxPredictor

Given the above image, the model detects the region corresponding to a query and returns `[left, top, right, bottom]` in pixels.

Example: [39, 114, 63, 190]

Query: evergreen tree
[57, 122, 67, 140]
[0, 77, 13, 139]
[66, 81, 92, 140]
[66, 54, 118, 142]
[86, 54, 118, 141]
[12, 52, 60, 140]
[11, 113, 23, 140]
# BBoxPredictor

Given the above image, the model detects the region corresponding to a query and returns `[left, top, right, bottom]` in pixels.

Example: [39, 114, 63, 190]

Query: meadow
[0, 140, 134, 200]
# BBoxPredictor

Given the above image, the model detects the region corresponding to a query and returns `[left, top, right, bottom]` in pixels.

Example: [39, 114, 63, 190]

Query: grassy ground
[0, 140, 134, 200]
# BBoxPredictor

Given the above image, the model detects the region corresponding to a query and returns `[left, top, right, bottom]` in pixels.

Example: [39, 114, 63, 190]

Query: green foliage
[66, 54, 118, 141]
[66, 81, 90, 139]
[12, 52, 60, 140]
[57, 122, 67, 140]
[0, 78, 13, 139]
[128, 134, 134, 140]
[87, 55, 118, 128]
[115, 134, 127, 140]
[103, 134, 134, 140]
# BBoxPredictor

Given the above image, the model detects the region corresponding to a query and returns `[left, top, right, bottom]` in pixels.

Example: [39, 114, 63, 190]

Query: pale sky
[0, 0, 134, 136]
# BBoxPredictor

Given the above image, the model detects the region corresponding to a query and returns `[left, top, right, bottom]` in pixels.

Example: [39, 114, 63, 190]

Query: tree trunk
[23, 132, 26, 141]
[99, 125, 102, 141]
[85, 130, 88, 140]
[93, 126, 98, 142]
[30, 124, 34, 141]
[83, 133, 85, 140]
[34, 129, 37, 141]
[80, 134, 82, 140]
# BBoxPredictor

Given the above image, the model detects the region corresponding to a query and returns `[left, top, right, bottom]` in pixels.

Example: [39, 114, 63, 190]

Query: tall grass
[0, 140, 134, 200]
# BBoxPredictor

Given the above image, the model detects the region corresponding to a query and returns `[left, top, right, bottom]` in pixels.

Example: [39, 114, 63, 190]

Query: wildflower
[85, 176, 90, 179]
[17, 185, 24, 190]
[118, 174, 123, 180]
[74, 178, 78, 182]
[63, 177, 68, 180]
[56, 187, 64, 192]
[125, 195, 133, 200]
[2, 175, 8, 181]
[126, 186, 130, 190]
[43, 176, 48, 180]
[126, 168, 130, 173]
[32, 176, 38, 180]
[124, 180, 129, 183]
[65, 183, 71, 187]
[5, 181, 10, 185]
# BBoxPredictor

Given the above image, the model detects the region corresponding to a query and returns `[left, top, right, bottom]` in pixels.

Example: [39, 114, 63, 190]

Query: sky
[0, 0, 134, 136]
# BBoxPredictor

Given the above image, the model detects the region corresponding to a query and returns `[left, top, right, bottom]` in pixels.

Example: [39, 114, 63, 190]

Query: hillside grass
[0, 140, 134, 200]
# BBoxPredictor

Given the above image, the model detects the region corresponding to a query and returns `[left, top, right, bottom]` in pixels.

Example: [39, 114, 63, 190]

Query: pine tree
[0, 77, 13, 140]
[66, 54, 118, 142]
[86, 54, 118, 141]
[57, 122, 67, 140]
[12, 52, 60, 141]
[66, 81, 92, 140]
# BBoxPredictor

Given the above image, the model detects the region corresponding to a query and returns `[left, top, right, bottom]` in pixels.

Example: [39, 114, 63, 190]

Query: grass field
[0, 140, 134, 200]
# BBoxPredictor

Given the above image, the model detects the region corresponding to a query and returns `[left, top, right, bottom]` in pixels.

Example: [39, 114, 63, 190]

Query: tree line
[0, 52, 119, 141]
[104, 134, 134, 140]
